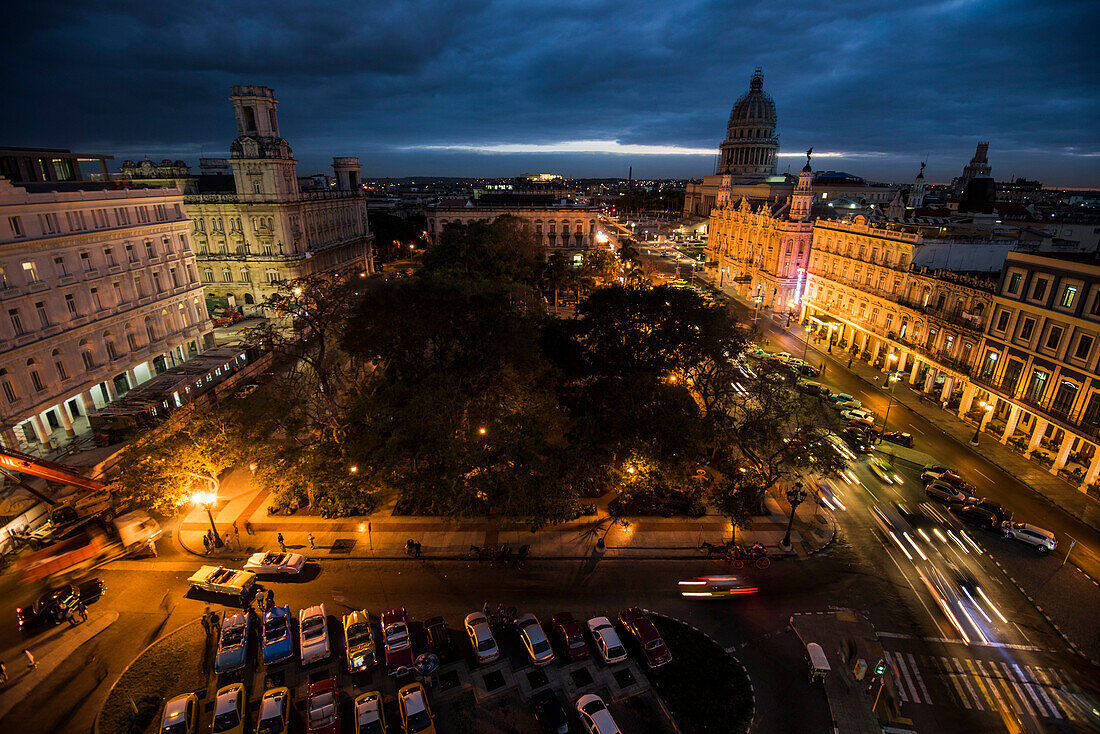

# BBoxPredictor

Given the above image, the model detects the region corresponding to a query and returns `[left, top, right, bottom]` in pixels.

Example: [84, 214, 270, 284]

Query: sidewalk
[701, 274, 1100, 534]
[177, 468, 836, 562]
[790, 611, 911, 734]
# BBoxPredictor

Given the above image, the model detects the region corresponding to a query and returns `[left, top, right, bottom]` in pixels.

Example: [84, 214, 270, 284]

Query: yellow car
[353, 690, 387, 734]
[868, 456, 903, 485]
[343, 609, 376, 673]
[159, 692, 198, 734]
[186, 565, 257, 601]
[398, 682, 436, 734]
[211, 683, 246, 734]
[256, 687, 290, 734]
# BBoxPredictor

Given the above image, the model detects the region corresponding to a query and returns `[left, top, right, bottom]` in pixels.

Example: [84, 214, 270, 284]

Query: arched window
[222, 268, 233, 283]
[0, 368, 17, 403]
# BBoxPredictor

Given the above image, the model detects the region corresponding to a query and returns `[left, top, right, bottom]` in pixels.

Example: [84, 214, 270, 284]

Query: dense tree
[422, 215, 545, 286]
[369, 212, 428, 262]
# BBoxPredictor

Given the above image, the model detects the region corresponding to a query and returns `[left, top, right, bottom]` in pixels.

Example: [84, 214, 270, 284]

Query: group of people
[202, 522, 245, 554]
[0, 649, 40, 686]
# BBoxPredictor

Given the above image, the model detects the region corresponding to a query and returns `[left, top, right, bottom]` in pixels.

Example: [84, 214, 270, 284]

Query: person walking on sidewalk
[223, 532, 233, 552]
[202, 533, 212, 554]
[23, 649, 36, 670]
[232, 521, 241, 547]
[277, 532, 286, 552]
[308, 532, 315, 550]
[245, 520, 254, 536]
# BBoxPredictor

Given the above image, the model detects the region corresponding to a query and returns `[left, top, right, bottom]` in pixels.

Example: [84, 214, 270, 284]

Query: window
[1082, 393, 1100, 430]
[1060, 285, 1078, 308]
[1092, 293, 1100, 317]
[186, 264, 196, 283]
[8, 216, 24, 237]
[126, 244, 137, 263]
[127, 333, 137, 351]
[1045, 326, 1063, 351]
[1075, 335, 1094, 361]
[80, 252, 93, 271]
[81, 351, 95, 369]
[30, 369, 44, 392]
[1032, 278, 1048, 301]
[22, 261, 40, 284]
[201, 268, 213, 283]
[153, 272, 164, 292]
[55, 360, 68, 381]
[145, 241, 155, 259]
[222, 268, 233, 283]
[134, 275, 146, 298]
[106, 341, 118, 360]
[1019, 318, 1034, 341]
[65, 294, 77, 315]
[1051, 381, 1079, 416]
[105, 248, 118, 267]
[112, 281, 122, 303]
[90, 288, 102, 310]
[9, 308, 24, 335]
[995, 310, 1010, 332]
[266, 269, 279, 283]
[240, 269, 251, 283]
[1, 374, 16, 403]
[1008, 273, 1022, 294]
[1026, 369, 1049, 403]
[53, 256, 69, 278]
[170, 268, 180, 287]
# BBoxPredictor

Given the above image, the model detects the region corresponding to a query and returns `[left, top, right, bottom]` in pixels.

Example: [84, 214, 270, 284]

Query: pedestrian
[23, 649, 36, 670]
[245, 520, 254, 536]
[308, 532, 315, 550]
[202, 534, 211, 554]
[265, 587, 275, 612]
[232, 521, 241, 546]
[147, 538, 158, 558]
[77, 601, 88, 623]
[483, 600, 491, 618]
[277, 532, 286, 552]
[847, 357, 853, 369]
[0, 660, 7, 685]
[414, 540, 422, 559]
[201, 610, 211, 636]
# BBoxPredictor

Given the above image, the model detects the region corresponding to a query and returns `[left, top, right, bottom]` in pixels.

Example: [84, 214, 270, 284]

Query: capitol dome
[717, 68, 780, 179]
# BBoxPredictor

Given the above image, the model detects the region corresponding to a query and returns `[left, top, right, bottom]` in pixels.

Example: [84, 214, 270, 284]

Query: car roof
[400, 684, 427, 714]
[164, 694, 192, 718]
[301, 604, 325, 618]
[215, 685, 240, 713]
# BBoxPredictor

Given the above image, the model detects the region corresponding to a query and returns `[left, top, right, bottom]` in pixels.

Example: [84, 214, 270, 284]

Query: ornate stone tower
[717, 68, 779, 178]
[789, 148, 814, 221]
[332, 157, 361, 191]
[909, 161, 927, 210]
[228, 85, 299, 201]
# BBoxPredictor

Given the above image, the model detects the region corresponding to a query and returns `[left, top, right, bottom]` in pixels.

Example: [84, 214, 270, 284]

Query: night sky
[3, 1, 1097, 186]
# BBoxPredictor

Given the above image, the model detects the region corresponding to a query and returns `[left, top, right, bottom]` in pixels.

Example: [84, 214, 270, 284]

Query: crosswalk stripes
[937, 655, 974, 710]
[998, 661, 1037, 718]
[950, 656, 985, 711]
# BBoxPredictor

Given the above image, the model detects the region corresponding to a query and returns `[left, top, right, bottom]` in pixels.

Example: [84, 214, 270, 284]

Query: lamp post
[970, 401, 993, 446]
[878, 367, 900, 444]
[781, 481, 807, 551]
[800, 324, 813, 364]
[192, 489, 222, 547]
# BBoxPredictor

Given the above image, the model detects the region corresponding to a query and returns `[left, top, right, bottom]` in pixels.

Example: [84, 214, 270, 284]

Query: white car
[353, 691, 386, 734]
[1002, 523, 1057, 553]
[159, 693, 198, 734]
[576, 694, 622, 734]
[586, 617, 628, 664]
[831, 398, 861, 411]
[464, 611, 500, 664]
[516, 613, 555, 666]
[244, 551, 307, 576]
[840, 408, 874, 423]
[256, 687, 290, 734]
[298, 604, 331, 665]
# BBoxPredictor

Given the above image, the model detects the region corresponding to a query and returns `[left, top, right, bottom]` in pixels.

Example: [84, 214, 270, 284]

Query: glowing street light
[970, 400, 994, 446]
[192, 489, 222, 547]
[478, 427, 487, 435]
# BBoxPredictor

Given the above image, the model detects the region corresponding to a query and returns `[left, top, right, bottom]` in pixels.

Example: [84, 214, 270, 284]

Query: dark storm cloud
[2, 0, 1097, 184]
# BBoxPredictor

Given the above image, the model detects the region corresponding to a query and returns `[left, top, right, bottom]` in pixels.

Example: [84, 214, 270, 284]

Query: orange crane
[0, 446, 106, 504]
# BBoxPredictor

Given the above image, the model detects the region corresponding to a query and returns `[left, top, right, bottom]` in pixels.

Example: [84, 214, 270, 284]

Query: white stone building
[0, 151, 212, 451]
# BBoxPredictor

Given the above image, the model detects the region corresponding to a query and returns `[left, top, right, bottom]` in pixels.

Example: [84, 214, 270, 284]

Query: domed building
[718, 68, 779, 177]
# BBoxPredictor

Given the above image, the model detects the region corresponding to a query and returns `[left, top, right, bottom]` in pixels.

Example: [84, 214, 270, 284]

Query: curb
[643, 609, 756, 734]
[93, 618, 203, 734]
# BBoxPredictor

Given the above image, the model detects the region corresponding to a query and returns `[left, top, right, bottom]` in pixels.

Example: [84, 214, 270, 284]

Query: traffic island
[645, 613, 754, 734]
[97, 621, 207, 734]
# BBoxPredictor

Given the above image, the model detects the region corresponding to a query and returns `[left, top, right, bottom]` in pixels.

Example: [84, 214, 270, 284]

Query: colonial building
[968, 251, 1100, 489]
[123, 86, 373, 312]
[704, 154, 819, 310]
[0, 149, 212, 451]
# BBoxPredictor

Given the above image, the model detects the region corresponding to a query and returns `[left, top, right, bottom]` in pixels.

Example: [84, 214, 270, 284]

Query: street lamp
[877, 369, 901, 444]
[970, 401, 993, 446]
[191, 489, 222, 547]
[781, 481, 807, 551]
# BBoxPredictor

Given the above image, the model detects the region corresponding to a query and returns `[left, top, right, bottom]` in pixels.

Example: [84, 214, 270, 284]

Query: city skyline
[3, 1, 1098, 186]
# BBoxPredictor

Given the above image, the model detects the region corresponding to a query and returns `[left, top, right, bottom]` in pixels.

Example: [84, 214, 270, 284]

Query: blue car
[262, 605, 294, 665]
[214, 613, 250, 674]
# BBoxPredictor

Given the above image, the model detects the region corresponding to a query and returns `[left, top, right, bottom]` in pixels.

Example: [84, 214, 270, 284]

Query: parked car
[799, 363, 822, 378]
[256, 687, 290, 734]
[920, 465, 957, 484]
[305, 678, 340, 734]
[17, 578, 103, 632]
[617, 607, 671, 668]
[530, 689, 570, 734]
[187, 566, 257, 602]
[964, 498, 1012, 524]
[551, 612, 590, 661]
[159, 693, 198, 734]
[586, 616, 628, 664]
[398, 682, 437, 734]
[211, 683, 246, 734]
[952, 504, 1000, 530]
[425, 616, 454, 662]
[831, 398, 862, 411]
[299, 604, 331, 666]
[880, 431, 914, 448]
[214, 613, 250, 674]
[575, 694, 622, 734]
[382, 608, 414, 671]
[847, 416, 877, 431]
[516, 613, 555, 666]
[353, 691, 386, 734]
[1002, 523, 1057, 553]
[343, 609, 376, 673]
[234, 383, 259, 399]
[925, 481, 969, 504]
[261, 605, 294, 665]
[840, 427, 872, 453]
[828, 392, 857, 404]
[244, 551, 307, 576]
[840, 408, 874, 424]
[934, 471, 978, 495]
[797, 380, 829, 397]
[464, 611, 500, 664]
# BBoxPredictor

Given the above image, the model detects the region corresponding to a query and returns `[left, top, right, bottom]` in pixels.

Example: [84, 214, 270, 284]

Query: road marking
[907, 652, 932, 704]
[966, 659, 999, 710]
[1034, 667, 1078, 722]
[890, 650, 921, 703]
[953, 658, 985, 711]
[1014, 663, 1058, 719]
[883, 651, 909, 702]
[910, 426, 925, 435]
[938, 656, 972, 709]
[975, 659, 1011, 714]
[1000, 661, 1037, 718]
[973, 469, 992, 482]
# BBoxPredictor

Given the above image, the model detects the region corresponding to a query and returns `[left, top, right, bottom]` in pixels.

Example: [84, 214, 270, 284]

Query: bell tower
[789, 148, 814, 221]
[228, 85, 299, 200]
[909, 161, 927, 211]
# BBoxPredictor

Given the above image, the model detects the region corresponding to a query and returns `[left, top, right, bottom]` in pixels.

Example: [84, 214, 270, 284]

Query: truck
[187, 565, 257, 602]
[17, 510, 162, 584]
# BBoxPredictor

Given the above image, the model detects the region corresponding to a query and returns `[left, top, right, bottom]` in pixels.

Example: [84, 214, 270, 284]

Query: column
[1000, 403, 1022, 444]
[957, 384, 978, 418]
[1083, 451, 1100, 487]
[127, 368, 139, 390]
[860, 332, 870, 354]
[940, 376, 956, 403]
[29, 414, 50, 450]
[1, 425, 19, 449]
[81, 390, 98, 413]
[103, 380, 118, 402]
[909, 360, 922, 385]
[923, 369, 937, 394]
[869, 340, 882, 365]
[897, 351, 908, 373]
[1051, 433, 1075, 474]
[1025, 418, 1048, 457]
[57, 404, 75, 437]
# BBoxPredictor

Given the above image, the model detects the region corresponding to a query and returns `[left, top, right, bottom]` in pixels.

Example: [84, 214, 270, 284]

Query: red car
[305, 678, 340, 734]
[381, 608, 414, 671]
[618, 607, 672, 668]
[551, 612, 590, 661]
